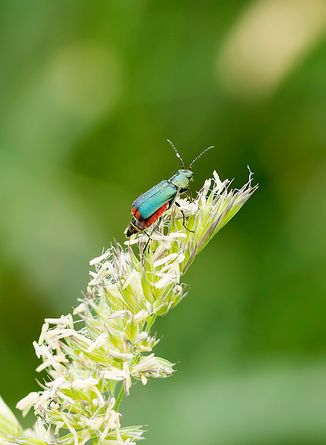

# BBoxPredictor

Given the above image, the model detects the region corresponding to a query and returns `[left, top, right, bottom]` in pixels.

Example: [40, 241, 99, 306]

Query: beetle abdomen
[126, 201, 171, 237]
[132, 207, 141, 220]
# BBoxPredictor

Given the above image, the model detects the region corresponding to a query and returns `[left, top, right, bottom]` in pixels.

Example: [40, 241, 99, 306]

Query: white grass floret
[7, 170, 256, 445]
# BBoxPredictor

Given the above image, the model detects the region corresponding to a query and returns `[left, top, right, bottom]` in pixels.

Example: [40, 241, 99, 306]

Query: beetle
[126, 140, 213, 237]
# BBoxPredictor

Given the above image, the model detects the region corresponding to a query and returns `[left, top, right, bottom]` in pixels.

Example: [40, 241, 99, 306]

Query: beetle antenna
[189, 145, 214, 169]
[167, 139, 185, 169]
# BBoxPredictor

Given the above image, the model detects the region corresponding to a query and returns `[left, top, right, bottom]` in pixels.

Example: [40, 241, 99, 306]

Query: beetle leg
[180, 187, 194, 202]
[142, 219, 162, 259]
[139, 232, 150, 266]
[142, 229, 152, 255]
[141, 235, 150, 262]
[175, 201, 194, 233]
[188, 188, 194, 202]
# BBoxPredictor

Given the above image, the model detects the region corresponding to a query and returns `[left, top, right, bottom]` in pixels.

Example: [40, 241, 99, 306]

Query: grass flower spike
[0, 169, 257, 445]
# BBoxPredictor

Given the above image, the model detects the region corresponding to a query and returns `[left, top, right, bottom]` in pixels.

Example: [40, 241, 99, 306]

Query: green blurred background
[1, 1, 326, 444]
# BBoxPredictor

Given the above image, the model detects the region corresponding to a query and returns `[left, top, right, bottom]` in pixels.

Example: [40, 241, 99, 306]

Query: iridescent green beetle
[126, 140, 213, 237]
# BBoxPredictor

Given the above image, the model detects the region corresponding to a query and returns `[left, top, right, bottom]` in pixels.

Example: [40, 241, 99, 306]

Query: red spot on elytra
[132, 207, 141, 220]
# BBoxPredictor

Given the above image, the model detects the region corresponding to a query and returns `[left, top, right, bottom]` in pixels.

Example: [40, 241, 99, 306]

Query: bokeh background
[1, 1, 326, 444]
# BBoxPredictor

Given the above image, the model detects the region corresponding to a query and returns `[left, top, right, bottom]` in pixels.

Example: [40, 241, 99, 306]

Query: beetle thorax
[170, 169, 194, 189]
